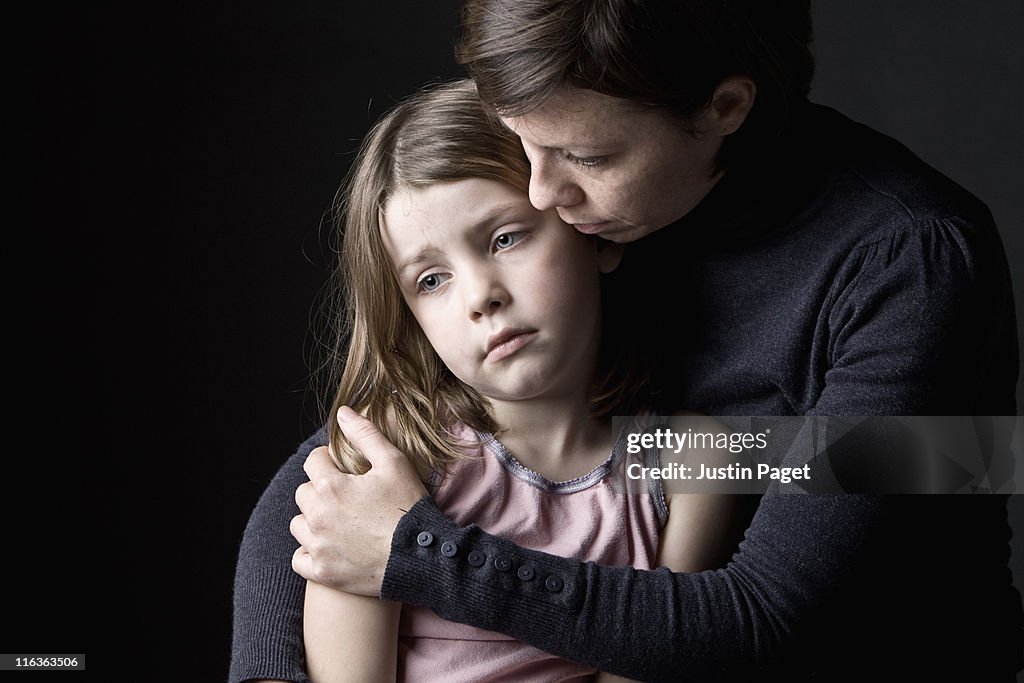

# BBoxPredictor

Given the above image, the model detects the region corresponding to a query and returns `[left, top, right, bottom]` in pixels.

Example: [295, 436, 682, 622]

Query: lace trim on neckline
[472, 422, 634, 494]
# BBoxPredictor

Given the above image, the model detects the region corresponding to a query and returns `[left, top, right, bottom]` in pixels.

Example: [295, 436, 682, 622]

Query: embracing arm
[231, 409, 423, 683]
[229, 432, 324, 683]
[383, 492, 876, 681]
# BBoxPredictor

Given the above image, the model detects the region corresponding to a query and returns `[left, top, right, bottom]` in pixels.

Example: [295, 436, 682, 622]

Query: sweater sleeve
[380, 215, 1019, 680]
[229, 431, 325, 683]
[812, 214, 1017, 416]
[383, 493, 878, 681]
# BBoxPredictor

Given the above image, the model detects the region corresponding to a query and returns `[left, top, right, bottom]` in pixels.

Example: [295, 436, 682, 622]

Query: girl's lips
[485, 331, 538, 362]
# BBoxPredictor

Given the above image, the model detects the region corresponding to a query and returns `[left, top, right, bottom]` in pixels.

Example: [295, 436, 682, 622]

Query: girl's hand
[290, 407, 427, 596]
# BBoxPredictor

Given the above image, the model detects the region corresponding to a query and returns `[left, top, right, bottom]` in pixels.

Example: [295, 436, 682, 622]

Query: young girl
[303, 78, 743, 682]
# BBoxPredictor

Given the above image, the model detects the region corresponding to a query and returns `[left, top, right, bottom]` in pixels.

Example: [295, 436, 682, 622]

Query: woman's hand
[290, 407, 428, 596]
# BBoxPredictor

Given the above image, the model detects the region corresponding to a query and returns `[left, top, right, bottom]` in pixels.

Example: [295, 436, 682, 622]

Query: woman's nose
[528, 156, 584, 212]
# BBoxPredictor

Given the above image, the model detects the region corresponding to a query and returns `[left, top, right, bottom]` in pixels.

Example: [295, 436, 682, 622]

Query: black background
[11, 1, 1024, 680]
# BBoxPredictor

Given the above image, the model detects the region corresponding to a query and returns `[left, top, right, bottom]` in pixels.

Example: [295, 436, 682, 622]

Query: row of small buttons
[416, 530, 563, 592]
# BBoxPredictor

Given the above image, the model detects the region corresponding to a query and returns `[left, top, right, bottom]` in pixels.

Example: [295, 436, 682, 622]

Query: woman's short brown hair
[457, 0, 815, 168]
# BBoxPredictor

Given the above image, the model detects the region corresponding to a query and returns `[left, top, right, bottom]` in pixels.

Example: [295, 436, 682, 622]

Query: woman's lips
[572, 222, 609, 235]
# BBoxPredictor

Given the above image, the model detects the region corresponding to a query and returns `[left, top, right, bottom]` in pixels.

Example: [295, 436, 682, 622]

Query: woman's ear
[594, 238, 625, 274]
[706, 75, 756, 136]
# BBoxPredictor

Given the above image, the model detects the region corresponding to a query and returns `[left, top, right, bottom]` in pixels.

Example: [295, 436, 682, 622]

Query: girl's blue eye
[416, 272, 450, 293]
[494, 231, 524, 250]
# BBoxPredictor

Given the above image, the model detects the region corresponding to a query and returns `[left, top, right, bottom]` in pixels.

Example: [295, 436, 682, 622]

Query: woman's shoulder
[811, 104, 992, 228]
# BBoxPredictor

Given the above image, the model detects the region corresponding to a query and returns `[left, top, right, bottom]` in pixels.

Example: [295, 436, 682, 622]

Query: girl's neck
[488, 395, 613, 482]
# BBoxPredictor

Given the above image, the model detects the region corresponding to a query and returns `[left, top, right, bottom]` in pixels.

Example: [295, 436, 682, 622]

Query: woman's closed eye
[562, 151, 605, 168]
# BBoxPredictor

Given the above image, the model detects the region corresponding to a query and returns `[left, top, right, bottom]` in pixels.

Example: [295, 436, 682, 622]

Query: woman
[233, 2, 1022, 681]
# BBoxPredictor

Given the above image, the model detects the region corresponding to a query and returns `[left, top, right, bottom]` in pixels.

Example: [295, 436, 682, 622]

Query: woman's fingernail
[337, 406, 356, 423]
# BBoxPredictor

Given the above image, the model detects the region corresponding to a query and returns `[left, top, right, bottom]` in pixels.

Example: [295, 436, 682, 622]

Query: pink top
[397, 422, 668, 682]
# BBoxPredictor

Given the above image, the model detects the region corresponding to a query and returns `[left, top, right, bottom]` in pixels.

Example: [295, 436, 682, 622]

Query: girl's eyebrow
[396, 247, 445, 278]
[394, 199, 530, 277]
[473, 200, 528, 226]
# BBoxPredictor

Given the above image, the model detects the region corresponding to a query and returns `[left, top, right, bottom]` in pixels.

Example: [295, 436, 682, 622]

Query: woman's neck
[488, 395, 613, 482]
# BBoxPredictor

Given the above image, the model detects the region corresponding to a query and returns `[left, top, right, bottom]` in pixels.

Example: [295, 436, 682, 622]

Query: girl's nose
[466, 268, 510, 321]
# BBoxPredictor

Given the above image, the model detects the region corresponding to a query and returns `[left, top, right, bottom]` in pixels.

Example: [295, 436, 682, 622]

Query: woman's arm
[230, 431, 325, 683]
[303, 582, 400, 683]
[382, 492, 879, 681]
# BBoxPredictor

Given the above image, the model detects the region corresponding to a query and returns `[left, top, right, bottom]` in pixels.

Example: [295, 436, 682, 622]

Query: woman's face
[381, 178, 621, 404]
[501, 87, 725, 243]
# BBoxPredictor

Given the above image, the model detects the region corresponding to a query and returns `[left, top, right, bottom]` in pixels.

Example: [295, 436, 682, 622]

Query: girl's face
[381, 178, 621, 404]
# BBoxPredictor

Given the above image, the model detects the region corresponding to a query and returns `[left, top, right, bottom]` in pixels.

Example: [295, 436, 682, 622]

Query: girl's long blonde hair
[321, 78, 648, 475]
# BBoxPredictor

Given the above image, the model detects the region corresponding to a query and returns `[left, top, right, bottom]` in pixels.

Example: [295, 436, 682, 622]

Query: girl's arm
[595, 430, 748, 683]
[653, 491, 746, 574]
[303, 581, 400, 683]
[649, 415, 754, 574]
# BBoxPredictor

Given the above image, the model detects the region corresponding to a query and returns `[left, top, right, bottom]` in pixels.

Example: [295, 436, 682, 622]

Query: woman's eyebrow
[502, 118, 614, 151]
